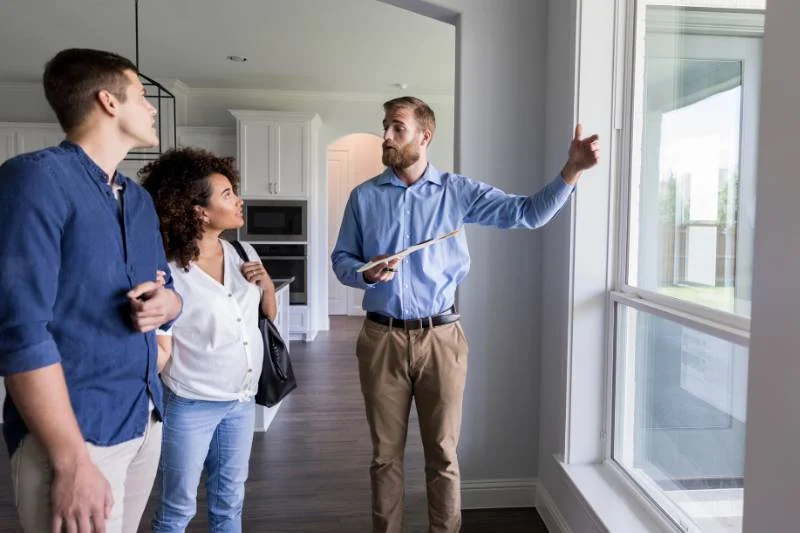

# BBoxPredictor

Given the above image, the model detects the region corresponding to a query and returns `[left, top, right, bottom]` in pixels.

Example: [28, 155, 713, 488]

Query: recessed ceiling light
[227, 55, 248, 62]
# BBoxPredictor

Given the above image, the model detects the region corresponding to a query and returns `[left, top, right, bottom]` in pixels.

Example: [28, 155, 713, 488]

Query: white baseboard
[289, 329, 318, 342]
[461, 478, 537, 509]
[536, 481, 574, 533]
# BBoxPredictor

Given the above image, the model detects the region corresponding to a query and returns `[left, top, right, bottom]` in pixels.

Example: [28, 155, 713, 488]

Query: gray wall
[405, 0, 550, 483]
[538, 0, 585, 522]
[743, 0, 800, 529]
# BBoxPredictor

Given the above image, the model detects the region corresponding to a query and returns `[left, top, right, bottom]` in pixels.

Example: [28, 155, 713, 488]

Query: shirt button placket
[403, 193, 412, 319]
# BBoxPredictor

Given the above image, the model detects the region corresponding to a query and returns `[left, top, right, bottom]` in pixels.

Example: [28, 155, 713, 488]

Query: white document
[356, 228, 462, 272]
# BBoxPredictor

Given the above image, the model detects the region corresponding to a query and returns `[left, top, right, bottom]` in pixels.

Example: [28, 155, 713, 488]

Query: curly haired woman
[140, 148, 276, 532]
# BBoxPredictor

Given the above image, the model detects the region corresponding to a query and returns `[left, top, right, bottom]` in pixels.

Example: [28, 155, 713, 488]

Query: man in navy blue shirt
[0, 48, 182, 533]
[332, 97, 600, 533]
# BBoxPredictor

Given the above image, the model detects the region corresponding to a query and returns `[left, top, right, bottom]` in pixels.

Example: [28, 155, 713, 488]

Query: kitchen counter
[272, 276, 294, 293]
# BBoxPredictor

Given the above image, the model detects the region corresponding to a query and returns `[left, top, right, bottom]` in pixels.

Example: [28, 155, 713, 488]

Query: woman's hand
[241, 261, 274, 290]
[242, 261, 277, 319]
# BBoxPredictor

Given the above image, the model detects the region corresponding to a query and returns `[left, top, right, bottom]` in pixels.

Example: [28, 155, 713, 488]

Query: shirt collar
[376, 163, 443, 187]
[60, 140, 125, 187]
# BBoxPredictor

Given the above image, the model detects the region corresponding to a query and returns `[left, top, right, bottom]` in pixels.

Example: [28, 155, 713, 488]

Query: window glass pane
[613, 305, 748, 533]
[627, 3, 764, 316]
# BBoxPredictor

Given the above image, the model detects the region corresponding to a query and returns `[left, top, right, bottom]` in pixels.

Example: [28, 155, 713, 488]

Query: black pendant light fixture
[124, 0, 177, 161]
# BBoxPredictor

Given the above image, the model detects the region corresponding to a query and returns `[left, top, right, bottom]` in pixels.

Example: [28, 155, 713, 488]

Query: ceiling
[0, 0, 455, 95]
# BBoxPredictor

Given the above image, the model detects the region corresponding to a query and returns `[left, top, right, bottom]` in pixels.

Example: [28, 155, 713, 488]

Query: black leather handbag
[230, 241, 297, 407]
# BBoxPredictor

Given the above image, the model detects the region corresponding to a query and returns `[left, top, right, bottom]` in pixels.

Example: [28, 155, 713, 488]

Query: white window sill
[558, 459, 680, 533]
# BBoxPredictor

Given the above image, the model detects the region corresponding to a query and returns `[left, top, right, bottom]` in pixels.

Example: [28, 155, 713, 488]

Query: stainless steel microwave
[239, 199, 307, 242]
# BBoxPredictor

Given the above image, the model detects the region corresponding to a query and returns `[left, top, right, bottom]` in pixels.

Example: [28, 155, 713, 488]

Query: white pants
[10, 411, 162, 533]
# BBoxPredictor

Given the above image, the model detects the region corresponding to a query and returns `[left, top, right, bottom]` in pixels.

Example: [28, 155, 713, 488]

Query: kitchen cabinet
[0, 123, 63, 164]
[289, 306, 310, 341]
[229, 110, 321, 199]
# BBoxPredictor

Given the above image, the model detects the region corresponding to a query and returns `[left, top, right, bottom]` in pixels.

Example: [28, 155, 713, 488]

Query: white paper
[356, 228, 462, 273]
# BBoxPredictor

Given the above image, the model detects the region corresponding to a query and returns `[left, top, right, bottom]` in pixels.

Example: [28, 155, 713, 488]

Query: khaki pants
[10, 410, 162, 533]
[356, 318, 469, 533]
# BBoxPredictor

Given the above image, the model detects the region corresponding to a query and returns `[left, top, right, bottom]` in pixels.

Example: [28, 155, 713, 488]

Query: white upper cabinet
[229, 110, 321, 199]
[16, 125, 64, 154]
[0, 123, 64, 164]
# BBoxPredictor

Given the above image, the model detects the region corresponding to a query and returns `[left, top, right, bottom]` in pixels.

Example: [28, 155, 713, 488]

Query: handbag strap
[230, 240, 268, 320]
[230, 240, 251, 263]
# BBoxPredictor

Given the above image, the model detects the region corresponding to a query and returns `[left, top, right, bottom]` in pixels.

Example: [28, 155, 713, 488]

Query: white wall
[742, 0, 800, 530]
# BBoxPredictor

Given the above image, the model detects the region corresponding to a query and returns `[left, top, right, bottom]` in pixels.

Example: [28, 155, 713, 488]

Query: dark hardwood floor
[0, 316, 548, 532]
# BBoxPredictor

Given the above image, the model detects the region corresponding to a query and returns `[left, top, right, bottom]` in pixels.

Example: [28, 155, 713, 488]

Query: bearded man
[331, 96, 600, 533]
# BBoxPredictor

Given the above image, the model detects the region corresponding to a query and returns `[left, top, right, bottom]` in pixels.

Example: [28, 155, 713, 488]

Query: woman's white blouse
[160, 240, 264, 402]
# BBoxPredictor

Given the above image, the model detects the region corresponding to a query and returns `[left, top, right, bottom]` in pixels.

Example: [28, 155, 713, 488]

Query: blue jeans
[152, 389, 256, 533]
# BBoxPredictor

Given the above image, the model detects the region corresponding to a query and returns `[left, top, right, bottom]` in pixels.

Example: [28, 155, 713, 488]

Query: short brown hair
[43, 48, 138, 133]
[140, 148, 240, 269]
[383, 96, 436, 139]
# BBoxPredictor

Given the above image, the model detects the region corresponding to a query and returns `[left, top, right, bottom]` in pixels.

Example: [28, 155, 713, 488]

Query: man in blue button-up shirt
[332, 97, 599, 533]
[0, 49, 182, 533]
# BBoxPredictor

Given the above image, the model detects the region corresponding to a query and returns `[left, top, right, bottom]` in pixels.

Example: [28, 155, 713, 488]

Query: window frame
[601, 2, 764, 531]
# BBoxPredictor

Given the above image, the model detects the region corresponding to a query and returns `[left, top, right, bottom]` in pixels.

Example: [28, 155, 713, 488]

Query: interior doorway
[327, 133, 384, 316]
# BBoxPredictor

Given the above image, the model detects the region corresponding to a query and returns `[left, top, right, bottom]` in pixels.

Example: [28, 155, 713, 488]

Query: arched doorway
[327, 133, 385, 316]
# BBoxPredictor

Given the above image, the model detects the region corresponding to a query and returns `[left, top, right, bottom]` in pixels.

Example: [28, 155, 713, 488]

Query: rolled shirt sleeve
[0, 157, 67, 375]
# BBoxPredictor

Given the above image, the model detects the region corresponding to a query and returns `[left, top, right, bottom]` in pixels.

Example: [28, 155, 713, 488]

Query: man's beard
[382, 143, 420, 169]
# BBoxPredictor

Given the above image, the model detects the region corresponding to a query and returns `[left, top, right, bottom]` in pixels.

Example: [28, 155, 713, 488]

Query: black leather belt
[366, 310, 460, 330]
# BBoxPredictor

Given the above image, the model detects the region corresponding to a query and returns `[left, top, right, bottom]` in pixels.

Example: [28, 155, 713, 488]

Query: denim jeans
[152, 388, 256, 533]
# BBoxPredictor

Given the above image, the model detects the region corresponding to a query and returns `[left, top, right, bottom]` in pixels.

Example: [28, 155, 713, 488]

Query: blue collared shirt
[0, 141, 175, 457]
[331, 164, 574, 319]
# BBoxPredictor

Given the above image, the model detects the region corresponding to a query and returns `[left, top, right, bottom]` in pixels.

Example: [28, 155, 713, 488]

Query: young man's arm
[0, 157, 112, 533]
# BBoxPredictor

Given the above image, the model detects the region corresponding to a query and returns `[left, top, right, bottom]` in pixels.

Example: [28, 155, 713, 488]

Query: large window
[612, 2, 764, 532]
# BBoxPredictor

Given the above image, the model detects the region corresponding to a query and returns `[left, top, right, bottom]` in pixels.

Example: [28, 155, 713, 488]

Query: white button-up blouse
[160, 240, 264, 402]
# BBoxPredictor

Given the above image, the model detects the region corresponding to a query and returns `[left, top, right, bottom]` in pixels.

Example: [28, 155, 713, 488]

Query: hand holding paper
[362, 254, 402, 283]
[357, 228, 462, 273]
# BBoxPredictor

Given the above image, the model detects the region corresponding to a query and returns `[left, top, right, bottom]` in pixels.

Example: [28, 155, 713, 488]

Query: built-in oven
[239, 199, 307, 242]
[250, 243, 307, 305]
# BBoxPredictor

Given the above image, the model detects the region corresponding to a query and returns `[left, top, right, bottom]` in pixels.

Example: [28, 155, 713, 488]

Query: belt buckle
[406, 318, 423, 330]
